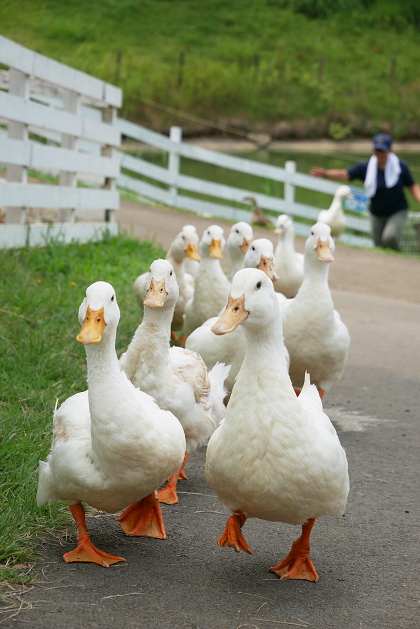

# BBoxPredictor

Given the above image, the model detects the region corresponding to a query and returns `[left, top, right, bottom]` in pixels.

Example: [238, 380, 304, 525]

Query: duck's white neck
[141, 302, 174, 338]
[85, 329, 120, 384]
[84, 327, 125, 431]
[198, 256, 227, 280]
[121, 302, 174, 385]
[229, 249, 245, 276]
[277, 231, 296, 255]
[302, 256, 331, 287]
[241, 314, 287, 373]
[330, 196, 344, 216]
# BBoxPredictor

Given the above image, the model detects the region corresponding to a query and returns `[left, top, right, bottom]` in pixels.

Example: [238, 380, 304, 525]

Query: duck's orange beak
[143, 278, 167, 308]
[239, 237, 252, 255]
[315, 238, 335, 262]
[76, 306, 106, 345]
[209, 238, 223, 259]
[211, 293, 249, 335]
[257, 255, 279, 282]
[185, 242, 201, 261]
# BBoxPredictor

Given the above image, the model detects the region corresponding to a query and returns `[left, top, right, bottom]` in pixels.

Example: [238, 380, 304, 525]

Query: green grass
[0, 233, 165, 568]
[1, 1, 420, 136]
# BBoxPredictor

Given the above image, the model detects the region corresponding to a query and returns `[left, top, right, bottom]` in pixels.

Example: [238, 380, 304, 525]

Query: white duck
[317, 185, 352, 238]
[37, 282, 185, 567]
[183, 225, 230, 338]
[273, 214, 304, 298]
[120, 260, 229, 505]
[182, 224, 200, 280]
[133, 226, 200, 340]
[281, 222, 350, 398]
[227, 221, 254, 277]
[185, 239, 288, 397]
[206, 268, 349, 581]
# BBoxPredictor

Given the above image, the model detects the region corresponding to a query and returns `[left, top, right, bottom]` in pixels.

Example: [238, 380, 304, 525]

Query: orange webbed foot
[157, 452, 189, 505]
[269, 549, 319, 582]
[157, 482, 179, 505]
[65, 503, 125, 567]
[63, 540, 124, 567]
[269, 518, 319, 582]
[217, 512, 253, 554]
[117, 492, 166, 539]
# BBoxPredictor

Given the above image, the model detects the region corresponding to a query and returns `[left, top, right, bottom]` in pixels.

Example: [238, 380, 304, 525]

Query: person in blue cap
[310, 134, 420, 250]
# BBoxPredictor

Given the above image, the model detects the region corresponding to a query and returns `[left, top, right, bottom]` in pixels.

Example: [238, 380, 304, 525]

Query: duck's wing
[51, 391, 91, 451]
[297, 372, 336, 436]
[168, 346, 211, 403]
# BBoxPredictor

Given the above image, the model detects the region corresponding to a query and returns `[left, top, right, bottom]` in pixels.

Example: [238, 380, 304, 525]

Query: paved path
[3, 202, 420, 629]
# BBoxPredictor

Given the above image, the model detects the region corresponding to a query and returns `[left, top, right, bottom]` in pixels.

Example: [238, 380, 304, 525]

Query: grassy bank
[1, 1, 420, 137]
[0, 234, 164, 579]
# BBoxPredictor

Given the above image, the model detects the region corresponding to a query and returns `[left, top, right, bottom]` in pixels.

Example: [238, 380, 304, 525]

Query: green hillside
[1, 0, 420, 138]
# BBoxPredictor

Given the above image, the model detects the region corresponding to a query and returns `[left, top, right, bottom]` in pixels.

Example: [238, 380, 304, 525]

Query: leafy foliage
[0, 1, 420, 134]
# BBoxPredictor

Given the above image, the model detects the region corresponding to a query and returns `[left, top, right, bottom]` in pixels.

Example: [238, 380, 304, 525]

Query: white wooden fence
[116, 122, 373, 248]
[0, 35, 122, 248]
[0, 35, 373, 250]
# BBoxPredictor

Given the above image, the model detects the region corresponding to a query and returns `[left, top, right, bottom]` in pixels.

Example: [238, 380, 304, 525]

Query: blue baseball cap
[372, 133, 392, 151]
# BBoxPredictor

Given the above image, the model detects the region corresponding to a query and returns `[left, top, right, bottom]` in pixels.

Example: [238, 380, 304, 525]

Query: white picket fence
[0, 34, 374, 250]
[117, 123, 373, 248]
[0, 35, 122, 248]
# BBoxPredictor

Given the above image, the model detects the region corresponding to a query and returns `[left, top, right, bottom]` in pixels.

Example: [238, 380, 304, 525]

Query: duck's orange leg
[171, 332, 187, 348]
[63, 504, 125, 567]
[157, 452, 189, 505]
[117, 491, 166, 539]
[269, 518, 319, 582]
[217, 511, 253, 554]
[293, 387, 325, 399]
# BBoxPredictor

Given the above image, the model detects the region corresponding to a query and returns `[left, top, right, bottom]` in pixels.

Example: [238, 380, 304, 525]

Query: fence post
[285, 160, 296, 210]
[168, 126, 182, 206]
[59, 89, 81, 223]
[5, 69, 29, 224]
[101, 106, 119, 223]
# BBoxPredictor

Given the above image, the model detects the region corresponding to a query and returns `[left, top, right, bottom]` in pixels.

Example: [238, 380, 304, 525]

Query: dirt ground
[2, 201, 419, 629]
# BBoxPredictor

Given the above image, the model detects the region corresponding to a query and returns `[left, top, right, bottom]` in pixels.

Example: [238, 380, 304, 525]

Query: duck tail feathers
[299, 372, 323, 411]
[36, 460, 53, 507]
[209, 362, 231, 401]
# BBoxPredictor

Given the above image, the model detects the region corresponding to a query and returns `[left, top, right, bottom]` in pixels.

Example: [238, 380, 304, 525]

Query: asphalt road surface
[2, 202, 419, 628]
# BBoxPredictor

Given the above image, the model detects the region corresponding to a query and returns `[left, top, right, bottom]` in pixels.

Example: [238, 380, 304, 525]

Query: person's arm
[310, 167, 350, 180]
[409, 183, 420, 204]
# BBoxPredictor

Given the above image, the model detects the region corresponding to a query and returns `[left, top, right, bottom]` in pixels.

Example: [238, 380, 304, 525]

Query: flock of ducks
[37, 205, 351, 583]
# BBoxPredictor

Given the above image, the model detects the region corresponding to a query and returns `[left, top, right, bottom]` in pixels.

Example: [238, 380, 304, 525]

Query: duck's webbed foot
[117, 491, 166, 539]
[64, 504, 124, 567]
[217, 511, 253, 554]
[157, 452, 189, 505]
[269, 518, 319, 582]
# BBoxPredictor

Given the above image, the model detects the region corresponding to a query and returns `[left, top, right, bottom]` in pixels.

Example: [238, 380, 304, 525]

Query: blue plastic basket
[344, 188, 369, 213]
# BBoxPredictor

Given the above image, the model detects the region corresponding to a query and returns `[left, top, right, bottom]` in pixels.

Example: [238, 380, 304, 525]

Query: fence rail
[117, 122, 373, 247]
[0, 35, 121, 247]
[0, 35, 375, 250]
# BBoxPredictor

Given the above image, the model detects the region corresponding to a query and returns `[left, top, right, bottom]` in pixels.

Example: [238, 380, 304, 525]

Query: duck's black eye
[207, 230, 210, 235]
[256, 281, 262, 290]
[170, 271, 173, 276]
[235, 229, 239, 234]
[311, 231, 314, 235]
[111, 295, 114, 302]
[182, 235, 185, 240]
[251, 246, 255, 251]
